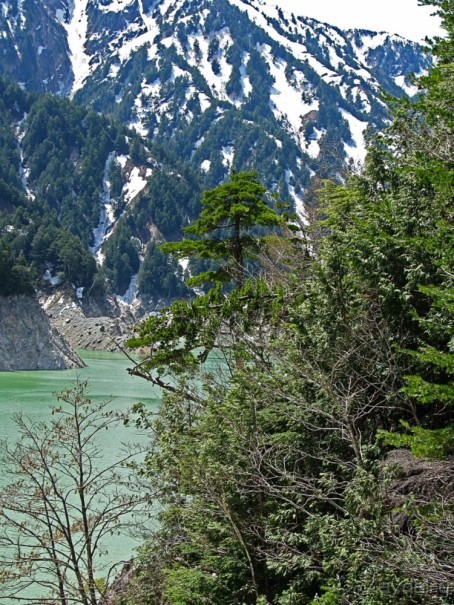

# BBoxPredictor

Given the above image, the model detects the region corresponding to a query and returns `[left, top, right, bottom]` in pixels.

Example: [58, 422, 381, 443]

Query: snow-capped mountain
[0, 0, 431, 306]
[0, 0, 429, 216]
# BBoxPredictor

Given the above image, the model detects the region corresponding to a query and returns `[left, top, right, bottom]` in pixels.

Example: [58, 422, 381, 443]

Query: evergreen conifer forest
[0, 0, 452, 603]
[121, 1, 453, 602]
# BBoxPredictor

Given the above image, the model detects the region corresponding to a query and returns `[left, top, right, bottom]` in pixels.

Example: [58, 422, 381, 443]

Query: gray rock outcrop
[43, 290, 134, 352]
[0, 294, 84, 371]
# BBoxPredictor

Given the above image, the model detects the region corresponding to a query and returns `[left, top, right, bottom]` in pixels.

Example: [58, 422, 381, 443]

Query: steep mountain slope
[0, 294, 83, 370]
[0, 0, 431, 310]
[0, 0, 72, 93]
[1, 0, 430, 218]
[0, 78, 193, 307]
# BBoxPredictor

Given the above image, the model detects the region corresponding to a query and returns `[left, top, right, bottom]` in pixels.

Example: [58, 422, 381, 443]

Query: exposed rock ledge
[42, 290, 135, 353]
[0, 295, 84, 371]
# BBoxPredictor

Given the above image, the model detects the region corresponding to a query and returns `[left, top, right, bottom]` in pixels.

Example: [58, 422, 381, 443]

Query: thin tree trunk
[74, 403, 98, 605]
[233, 215, 244, 289]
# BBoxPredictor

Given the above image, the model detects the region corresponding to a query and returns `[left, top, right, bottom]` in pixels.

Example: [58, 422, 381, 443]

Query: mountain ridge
[0, 0, 432, 307]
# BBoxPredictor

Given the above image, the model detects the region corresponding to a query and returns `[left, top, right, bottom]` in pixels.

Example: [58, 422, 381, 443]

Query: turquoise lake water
[0, 349, 161, 601]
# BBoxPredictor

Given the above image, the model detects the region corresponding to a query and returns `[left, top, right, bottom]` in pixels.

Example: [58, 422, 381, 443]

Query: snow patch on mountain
[15, 114, 36, 201]
[185, 31, 233, 100]
[90, 152, 116, 260]
[285, 169, 308, 225]
[132, 79, 152, 135]
[138, 0, 157, 31]
[328, 46, 344, 71]
[117, 21, 160, 63]
[227, 0, 310, 63]
[117, 272, 139, 306]
[340, 110, 368, 166]
[109, 63, 121, 79]
[222, 145, 235, 169]
[351, 30, 409, 69]
[97, 0, 135, 13]
[307, 54, 342, 85]
[123, 166, 149, 203]
[306, 127, 323, 159]
[198, 91, 212, 112]
[179, 257, 189, 273]
[264, 47, 318, 142]
[358, 31, 392, 52]
[395, 75, 419, 97]
[239, 54, 253, 98]
[353, 86, 372, 113]
[62, 0, 91, 95]
[159, 0, 186, 17]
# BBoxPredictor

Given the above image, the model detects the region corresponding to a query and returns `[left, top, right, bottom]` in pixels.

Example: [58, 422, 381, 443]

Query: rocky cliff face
[43, 290, 135, 353]
[0, 295, 84, 370]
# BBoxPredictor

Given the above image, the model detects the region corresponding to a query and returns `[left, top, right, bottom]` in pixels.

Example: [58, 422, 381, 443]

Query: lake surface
[0, 349, 160, 427]
[0, 349, 161, 602]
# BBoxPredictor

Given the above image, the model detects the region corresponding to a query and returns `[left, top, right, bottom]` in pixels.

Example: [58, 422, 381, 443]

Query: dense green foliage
[101, 154, 202, 296]
[0, 79, 125, 293]
[128, 173, 286, 380]
[0, 239, 34, 296]
[138, 242, 188, 302]
[124, 3, 453, 604]
[161, 170, 286, 288]
[0, 78, 203, 299]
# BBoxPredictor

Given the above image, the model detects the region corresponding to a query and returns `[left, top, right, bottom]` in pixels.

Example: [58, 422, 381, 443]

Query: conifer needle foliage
[124, 3, 453, 603]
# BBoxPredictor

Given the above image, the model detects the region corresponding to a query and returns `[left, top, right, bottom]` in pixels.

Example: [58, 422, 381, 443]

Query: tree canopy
[128, 170, 288, 385]
[123, 2, 453, 604]
[161, 170, 286, 288]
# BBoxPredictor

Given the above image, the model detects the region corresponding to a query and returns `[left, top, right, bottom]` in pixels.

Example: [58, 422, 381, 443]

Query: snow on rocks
[117, 21, 160, 63]
[262, 46, 319, 143]
[306, 127, 323, 159]
[122, 166, 148, 204]
[201, 159, 211, 172]
[285, 169, 308, 225]
[90, 152, 116, 259]
[116, 273, 139, 307]
[61, 0, 92, 95]
[90, 153, 151, 265]
[186, 30, 233, 101]
[43, 269, 62, 287]
[178, 258, 190, 273]
[97, 0, 135, 13]
[239, 55, 253, 98]
[394, 75, 419, 97]
[222, 145, 235, 169]
[340, 109, 368, 166]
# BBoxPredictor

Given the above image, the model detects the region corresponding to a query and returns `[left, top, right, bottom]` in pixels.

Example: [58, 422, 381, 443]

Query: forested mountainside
[0, 0, 431, 307]
[0, 0, 430, 207]
[0, 79, 199, 302]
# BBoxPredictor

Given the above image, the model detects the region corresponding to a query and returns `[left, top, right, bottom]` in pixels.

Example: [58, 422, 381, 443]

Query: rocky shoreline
[0, 294, 84, 371]
[0, 286, 152, 370]
[41, 289, 137, 354]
